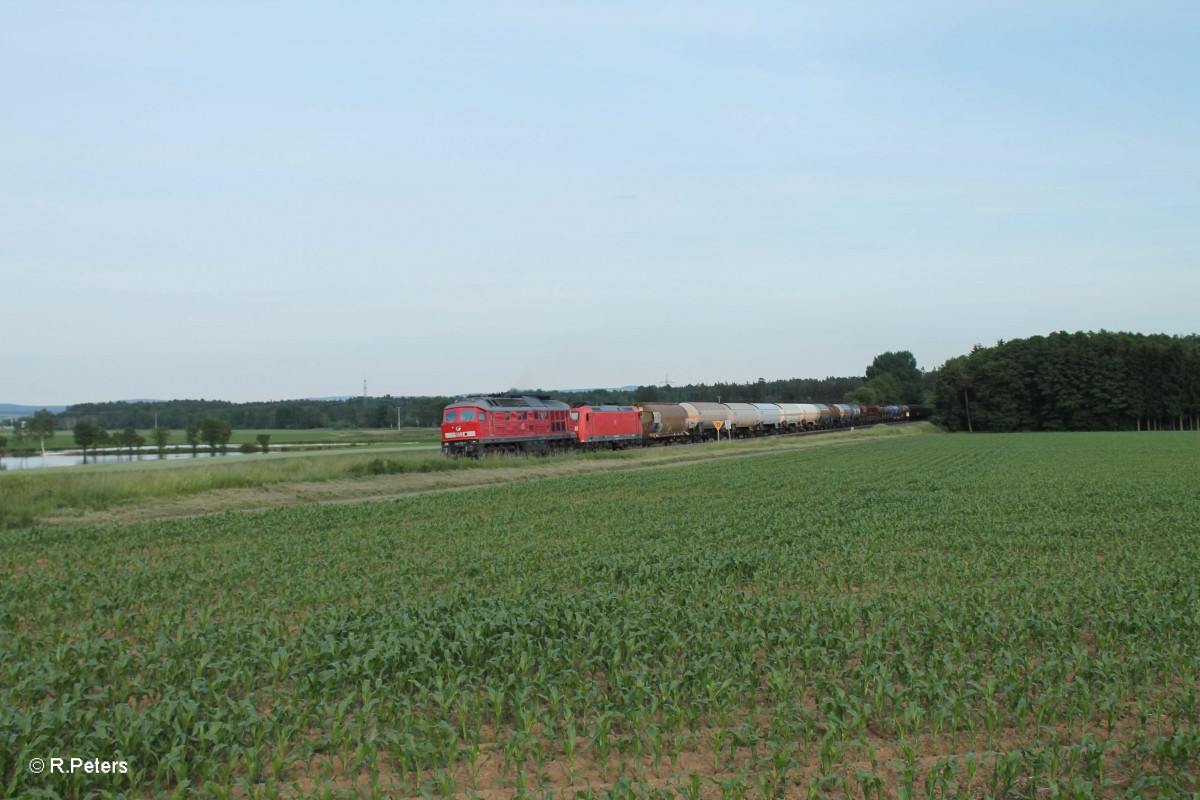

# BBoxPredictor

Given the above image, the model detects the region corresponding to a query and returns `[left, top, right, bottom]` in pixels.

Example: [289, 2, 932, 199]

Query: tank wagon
[638, 403, 692, 442]
[681, 402, 732, 438]
[812, 404, 834, 428]
[776, 403, 830, 430]
[829, 403, 863, 427]
[442, 396, 925, 456]
[723, 403, 763, 437]
[752, 403, 782, 432]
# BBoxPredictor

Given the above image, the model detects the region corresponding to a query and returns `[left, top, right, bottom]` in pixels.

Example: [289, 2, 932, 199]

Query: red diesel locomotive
[440, 396, 574, 457]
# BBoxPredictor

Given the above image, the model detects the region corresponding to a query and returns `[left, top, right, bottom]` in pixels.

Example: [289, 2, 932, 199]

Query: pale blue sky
[3, 2, 1197, 403]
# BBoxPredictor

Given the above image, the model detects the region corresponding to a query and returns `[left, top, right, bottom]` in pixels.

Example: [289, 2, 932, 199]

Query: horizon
[1, 373, 842, 409]
[6, 326, 1199, 409]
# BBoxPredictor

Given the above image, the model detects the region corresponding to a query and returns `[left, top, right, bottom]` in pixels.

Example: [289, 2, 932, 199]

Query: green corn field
[2, 432, 1198, 798]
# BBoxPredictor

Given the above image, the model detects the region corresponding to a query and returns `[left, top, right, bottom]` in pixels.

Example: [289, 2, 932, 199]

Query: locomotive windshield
[444, 410, 457, 423]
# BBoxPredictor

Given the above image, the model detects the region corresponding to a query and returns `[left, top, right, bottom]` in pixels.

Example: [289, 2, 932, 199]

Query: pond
[0, 443, 359, 471]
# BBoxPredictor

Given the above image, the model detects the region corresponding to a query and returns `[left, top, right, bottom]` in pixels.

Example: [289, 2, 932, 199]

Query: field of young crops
[2, 432, 1198, 799]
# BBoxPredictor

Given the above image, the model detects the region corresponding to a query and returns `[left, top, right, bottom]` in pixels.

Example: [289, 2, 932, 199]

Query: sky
[2, 2, 1198, 404]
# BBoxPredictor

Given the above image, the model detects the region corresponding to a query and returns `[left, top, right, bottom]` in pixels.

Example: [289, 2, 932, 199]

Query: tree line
[15, 353, 931, 446]
[14, 335, 1198, 443]
[55, 396, 457, 432]
[68, 418, 269, 463]
[33, 368, 908, 435]
[539, 375, 871, 407]
[932, 331, 1200, 432]
[588, 353, 928, 407]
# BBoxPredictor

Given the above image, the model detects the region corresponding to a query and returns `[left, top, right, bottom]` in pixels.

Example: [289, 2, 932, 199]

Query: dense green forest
[933, 331, 1200, 432]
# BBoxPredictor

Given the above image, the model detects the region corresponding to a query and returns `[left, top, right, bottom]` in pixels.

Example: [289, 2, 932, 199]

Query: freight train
[441, 396, 930, 457]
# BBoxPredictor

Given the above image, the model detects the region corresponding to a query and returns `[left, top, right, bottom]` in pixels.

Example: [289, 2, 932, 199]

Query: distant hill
[0, 404, 68, 416]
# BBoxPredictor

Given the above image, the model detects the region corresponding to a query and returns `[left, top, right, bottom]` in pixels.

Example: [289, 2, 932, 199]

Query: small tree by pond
[152, 426, 171, 458]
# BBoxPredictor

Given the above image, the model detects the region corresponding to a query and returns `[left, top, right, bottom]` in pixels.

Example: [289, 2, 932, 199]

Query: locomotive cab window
[461, 410, 476, 422]
[479, 412, 487, 421]
[444, 411, 457, 423]
[570, 411, 579, 422]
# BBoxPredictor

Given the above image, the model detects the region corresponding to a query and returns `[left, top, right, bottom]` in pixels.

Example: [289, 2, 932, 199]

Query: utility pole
[360, 377, 368, 427]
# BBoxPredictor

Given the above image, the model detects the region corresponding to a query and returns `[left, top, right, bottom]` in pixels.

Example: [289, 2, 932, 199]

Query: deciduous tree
[152, 426, 171, 458]
[865, 351, 925, 404]
[30, 409, 56, 457]
[116, 427, 145, 459]
[186, 425, 201, 457]
[73, 420, 99, 464]
[92, 428, 111, 461]
[200, 417, 232, 455]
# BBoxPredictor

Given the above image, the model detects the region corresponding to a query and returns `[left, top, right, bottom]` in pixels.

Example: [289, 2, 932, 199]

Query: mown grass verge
[0, 448, 467, 529]
[0, 424, 931, 529]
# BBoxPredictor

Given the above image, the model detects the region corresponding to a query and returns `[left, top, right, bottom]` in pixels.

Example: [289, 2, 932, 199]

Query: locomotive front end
[441, 403, 487, 457]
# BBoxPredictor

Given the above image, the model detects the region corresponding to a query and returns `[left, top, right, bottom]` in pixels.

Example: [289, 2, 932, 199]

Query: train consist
[441, 396, 930, 457]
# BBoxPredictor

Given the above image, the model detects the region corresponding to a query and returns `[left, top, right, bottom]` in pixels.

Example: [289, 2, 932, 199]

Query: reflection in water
[0, 442, 363, 471]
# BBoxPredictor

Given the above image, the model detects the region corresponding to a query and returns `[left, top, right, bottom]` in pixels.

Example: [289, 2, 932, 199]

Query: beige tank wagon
[723, 403, 763, 436]
[752, 402, 783, 430]
[679, 402, 731, 437]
